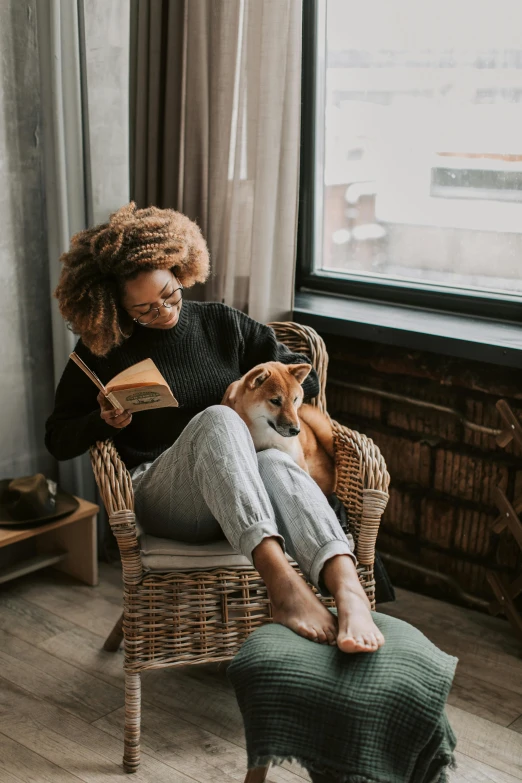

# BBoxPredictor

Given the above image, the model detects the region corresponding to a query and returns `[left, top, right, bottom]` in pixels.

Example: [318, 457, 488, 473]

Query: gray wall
[0, 1, 55, 478]
[84, 0, 130, 225]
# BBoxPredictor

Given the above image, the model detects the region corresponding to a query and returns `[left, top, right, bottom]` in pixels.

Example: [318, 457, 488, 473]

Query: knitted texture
[45, 301, 320, 470]
[228, 612, 457, 783]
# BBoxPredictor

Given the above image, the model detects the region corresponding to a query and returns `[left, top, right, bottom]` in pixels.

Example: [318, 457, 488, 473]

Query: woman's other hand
[97, 391, 132, 429]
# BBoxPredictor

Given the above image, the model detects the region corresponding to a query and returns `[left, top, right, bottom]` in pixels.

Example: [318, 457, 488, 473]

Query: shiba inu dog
[221, 361, 336, 495]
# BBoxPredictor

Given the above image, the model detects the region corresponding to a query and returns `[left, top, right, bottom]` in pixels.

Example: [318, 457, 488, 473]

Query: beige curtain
[133, 0, 302, 323]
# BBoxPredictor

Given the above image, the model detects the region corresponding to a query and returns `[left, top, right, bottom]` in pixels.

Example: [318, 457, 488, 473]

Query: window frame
[296, 0, 522, 324]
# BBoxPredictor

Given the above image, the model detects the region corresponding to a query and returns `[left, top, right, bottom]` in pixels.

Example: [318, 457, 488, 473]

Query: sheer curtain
[133, 0, 303, 323]
[37, 0, 130, 505]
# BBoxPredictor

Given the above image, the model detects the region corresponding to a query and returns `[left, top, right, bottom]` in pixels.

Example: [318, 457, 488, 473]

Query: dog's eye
[270, 398, 282, 406]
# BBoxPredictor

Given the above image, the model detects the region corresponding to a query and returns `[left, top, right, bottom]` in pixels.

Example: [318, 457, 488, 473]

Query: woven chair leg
[104, 612, 124, 652]
[244, 766, 270, 782]
[123, 671, 141, 773]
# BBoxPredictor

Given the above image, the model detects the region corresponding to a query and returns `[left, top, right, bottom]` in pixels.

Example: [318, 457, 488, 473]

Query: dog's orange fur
[221, 361, 336, 495]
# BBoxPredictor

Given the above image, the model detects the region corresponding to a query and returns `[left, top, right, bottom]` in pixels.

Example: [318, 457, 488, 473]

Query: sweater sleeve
[237, 311, 321, 401]
[45, 341, 116, 461]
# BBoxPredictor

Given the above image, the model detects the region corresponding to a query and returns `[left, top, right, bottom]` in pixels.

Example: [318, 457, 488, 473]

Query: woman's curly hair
[55, 202, 210, 356]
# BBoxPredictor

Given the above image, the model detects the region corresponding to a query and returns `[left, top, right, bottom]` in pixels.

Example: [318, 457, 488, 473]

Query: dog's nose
[288, 426, 300, 437]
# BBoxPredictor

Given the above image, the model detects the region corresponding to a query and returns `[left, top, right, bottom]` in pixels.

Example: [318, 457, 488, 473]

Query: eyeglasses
[133, 283, 184, 326]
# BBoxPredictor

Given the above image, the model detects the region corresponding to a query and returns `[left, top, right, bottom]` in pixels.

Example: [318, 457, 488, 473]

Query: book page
[106, 359, 167, 391]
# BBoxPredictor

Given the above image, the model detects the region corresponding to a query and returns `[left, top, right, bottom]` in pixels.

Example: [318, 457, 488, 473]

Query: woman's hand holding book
[97, 391, 133, 429]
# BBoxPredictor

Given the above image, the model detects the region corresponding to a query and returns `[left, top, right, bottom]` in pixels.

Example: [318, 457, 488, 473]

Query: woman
[46, 202, 384, 653]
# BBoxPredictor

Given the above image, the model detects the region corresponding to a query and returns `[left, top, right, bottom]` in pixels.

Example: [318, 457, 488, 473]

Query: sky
[327, 0, 522, 53]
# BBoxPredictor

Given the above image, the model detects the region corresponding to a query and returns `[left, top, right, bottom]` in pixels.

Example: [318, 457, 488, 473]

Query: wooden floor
[0, 564, 521, 783]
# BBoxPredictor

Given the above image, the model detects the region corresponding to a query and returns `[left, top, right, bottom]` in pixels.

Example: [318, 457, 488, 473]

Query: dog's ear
[287, 363, 311, 386]
[244, 365, 272, 389]
[221, 380, 238, 407]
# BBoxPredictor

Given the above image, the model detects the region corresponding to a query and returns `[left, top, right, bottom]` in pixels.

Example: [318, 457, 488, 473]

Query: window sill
[293, 290, 522, 368]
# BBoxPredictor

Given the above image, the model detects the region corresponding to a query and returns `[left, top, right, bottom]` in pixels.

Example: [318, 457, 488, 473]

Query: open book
[70, 353, 179, 412]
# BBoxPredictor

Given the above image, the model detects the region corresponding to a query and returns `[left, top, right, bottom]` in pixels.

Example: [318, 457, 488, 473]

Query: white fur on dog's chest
[249, 419, 302, 461]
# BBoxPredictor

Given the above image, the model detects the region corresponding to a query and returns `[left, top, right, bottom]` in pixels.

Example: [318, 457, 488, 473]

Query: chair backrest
[269, 322, 328, 413]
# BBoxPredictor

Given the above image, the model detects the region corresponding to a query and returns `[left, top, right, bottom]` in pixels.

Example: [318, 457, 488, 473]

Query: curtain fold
[133, 0, 303, 323]
[37, 0, 130, 507]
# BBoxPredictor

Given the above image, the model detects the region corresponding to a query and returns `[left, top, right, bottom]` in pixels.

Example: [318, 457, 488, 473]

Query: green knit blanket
[228, 612, 457, 783]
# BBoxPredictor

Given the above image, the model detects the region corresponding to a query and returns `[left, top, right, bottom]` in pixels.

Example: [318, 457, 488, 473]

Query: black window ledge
[294, 290, 522, 369]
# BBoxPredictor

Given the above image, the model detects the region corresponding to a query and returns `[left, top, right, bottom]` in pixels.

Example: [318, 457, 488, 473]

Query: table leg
[37, 514, 98, 586]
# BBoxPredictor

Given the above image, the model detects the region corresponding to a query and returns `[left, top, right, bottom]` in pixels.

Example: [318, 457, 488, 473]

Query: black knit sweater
[45, 301, 320, 471]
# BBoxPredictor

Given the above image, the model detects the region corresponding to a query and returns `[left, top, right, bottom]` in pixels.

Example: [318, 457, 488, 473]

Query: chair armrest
[331, 420, 390, 566]
[90, 440, 143, 584]
[90, 439, 134, 515]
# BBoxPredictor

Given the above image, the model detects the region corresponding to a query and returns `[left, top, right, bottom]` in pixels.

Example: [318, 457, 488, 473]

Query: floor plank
[379, 588, 521, 658]
[379, 588, 522, 728]
[508, 714, 522, 735]
[0, 771, 26, 783]
[142, 665, 245, 741]
[6, 571, 121, 639]
[0, 591, 73, 646]
[427, 636, 522, 699]
[0, 772, 24, 783]
[447, 670, 522, 727]
[0, 680, 202, 783]
[447, 705, 522, 780]
[450, 752, 522, 783]
[0, 630, 124, 723]
[0, 677, 306, 783]
[38, 625, 129, 690]
[93, 704, 309, 783]
[0, 731, 84, 783]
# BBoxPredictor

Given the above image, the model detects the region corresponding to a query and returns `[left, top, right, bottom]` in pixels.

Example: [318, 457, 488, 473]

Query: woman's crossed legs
[133, 405, 384, 652]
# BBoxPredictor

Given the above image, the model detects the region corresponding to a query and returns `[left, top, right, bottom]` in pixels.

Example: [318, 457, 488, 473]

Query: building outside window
[302, 0, 522, 319]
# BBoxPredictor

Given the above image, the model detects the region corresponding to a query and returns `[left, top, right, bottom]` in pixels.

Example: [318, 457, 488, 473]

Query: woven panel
[121, 562, 373, 671]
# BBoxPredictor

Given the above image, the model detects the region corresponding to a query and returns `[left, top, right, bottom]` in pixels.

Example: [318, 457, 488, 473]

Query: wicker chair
[91, 322, 390, 775]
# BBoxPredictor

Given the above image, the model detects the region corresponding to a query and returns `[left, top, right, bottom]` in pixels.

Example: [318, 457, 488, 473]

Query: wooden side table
[0, 497, 99, 586]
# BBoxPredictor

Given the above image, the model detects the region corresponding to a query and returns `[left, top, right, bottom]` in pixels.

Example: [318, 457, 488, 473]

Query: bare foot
[322, 554, 385, 654]
[252, 537, 337, 645]
[270, 569, 338, 645]
[335, 586, 385, 653]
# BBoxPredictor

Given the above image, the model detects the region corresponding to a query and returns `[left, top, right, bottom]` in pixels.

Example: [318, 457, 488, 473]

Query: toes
[336, 633, 358, 653]
[315, 627, 328, 644]
[336, 629, 384, 653]
[362, 634, 378, 650]
[326, 627, 337, 646]
[293, 621, 318, 642]
[307, 626, 319, 643]
[356, 630, 385, 651]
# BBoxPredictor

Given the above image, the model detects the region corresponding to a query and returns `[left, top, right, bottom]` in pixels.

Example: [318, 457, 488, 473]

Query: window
[298, 0, 522, 320]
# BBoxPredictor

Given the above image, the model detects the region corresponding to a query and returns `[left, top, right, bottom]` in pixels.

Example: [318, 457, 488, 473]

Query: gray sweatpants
[132, 405, 354, 591]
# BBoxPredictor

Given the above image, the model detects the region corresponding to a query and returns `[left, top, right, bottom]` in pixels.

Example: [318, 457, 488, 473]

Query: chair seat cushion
[140, 534, 252, 571]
